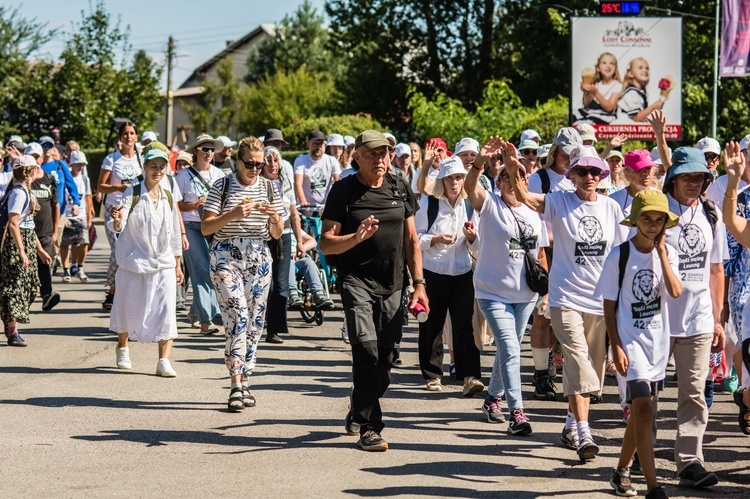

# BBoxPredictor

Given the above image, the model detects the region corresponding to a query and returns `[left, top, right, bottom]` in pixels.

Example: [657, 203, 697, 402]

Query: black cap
[263, 128, 290, 149]
[308, 130, 325, 141]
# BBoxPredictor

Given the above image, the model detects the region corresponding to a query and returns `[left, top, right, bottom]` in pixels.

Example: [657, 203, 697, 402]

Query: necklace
[676, 199, 698, 228]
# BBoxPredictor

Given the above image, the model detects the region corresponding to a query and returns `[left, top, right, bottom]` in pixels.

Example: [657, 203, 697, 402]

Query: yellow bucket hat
[621, 189, 679, 229]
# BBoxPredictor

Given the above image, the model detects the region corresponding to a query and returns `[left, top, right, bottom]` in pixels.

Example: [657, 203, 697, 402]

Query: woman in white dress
[108, 149, 184, 377]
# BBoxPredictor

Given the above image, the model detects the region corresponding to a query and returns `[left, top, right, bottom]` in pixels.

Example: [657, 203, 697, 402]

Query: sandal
[242, 385, 256, 407]
[228, 386, 245, 412]
[733, 387, 750, 435]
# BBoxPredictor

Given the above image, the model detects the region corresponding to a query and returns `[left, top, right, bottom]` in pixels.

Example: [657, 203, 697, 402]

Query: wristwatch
[412, 279, 426, 286]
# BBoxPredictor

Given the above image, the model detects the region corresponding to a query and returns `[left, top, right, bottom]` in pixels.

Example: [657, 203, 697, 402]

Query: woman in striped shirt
[202, 136, 284, 412]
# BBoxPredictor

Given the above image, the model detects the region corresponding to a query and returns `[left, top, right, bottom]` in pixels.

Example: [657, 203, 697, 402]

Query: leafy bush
[281, 114, 385, 150]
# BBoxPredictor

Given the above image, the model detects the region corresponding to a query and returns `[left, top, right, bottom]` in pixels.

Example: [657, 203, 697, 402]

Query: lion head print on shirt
[575, 216, 607, 261]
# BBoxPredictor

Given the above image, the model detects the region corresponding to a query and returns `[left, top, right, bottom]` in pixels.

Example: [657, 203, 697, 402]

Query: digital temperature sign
[598, 1, 645, 16]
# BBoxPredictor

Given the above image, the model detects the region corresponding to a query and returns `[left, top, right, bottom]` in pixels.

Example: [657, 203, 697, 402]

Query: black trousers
[418, 269, 478, 380]
[266, 232, 292, 334]
[37, 235, 54, 298]
[342, 283, 402, 434]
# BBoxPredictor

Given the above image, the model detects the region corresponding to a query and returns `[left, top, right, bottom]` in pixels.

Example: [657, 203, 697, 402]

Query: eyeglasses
[704, 153, 719, 161]
[575, 167, 603, 177]
[241, 158, 266, 170]
[521, 149, 537, 156]
[198, 146, 215, 153]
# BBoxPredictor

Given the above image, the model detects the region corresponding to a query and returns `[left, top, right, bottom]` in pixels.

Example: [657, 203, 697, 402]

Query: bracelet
[412, 279, 426, 286]
[725, 193, 737, 201]
[181, 232, 186, 235]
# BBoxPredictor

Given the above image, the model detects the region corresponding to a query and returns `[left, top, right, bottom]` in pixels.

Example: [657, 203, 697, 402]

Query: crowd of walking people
[3, 112, 750, 499]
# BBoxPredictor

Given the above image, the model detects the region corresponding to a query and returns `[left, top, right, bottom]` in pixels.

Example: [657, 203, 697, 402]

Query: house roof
[178, 23, 275, 89]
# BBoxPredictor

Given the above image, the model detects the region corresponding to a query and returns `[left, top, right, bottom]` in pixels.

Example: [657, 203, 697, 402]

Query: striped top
[203, 174, 283, 241]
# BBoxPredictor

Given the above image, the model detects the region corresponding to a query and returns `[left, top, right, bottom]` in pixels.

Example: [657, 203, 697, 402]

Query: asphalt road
[1, 221, 748, 498]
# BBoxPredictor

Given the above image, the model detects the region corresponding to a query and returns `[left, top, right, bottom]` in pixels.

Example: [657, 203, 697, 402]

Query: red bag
[88, 224, 98, 250]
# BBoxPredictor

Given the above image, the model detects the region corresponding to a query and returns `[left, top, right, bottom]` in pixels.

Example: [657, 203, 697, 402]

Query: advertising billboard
[571, 17, 683, 140]
[721, 0, 750, 77]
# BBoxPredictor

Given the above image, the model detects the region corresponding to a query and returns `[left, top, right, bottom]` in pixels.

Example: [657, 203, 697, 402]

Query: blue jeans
[477, 299, 536, 411]
[288, 256, 324, 295]
[183, 221, 220, 323]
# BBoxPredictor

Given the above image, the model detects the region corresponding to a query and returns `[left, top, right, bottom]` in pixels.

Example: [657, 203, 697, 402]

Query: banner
[570, 17, 682, 140]
[721, 0, 750, 77]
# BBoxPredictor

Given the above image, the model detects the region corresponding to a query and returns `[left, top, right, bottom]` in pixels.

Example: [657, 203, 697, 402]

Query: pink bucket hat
[566, 145, 610, 179]
[624, 149, 656, 171]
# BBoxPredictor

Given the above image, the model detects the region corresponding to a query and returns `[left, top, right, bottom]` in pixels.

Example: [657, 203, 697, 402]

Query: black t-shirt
[216, 158, 237, 176]
[322, 173, 417, 293]
[31, 172, 58, 237]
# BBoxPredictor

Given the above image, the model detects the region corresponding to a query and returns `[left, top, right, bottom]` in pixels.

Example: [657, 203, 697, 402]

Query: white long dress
[107, 186, 182, 342]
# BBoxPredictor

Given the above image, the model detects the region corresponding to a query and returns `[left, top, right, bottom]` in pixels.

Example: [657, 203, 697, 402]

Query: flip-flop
[733, 387, 750, 435]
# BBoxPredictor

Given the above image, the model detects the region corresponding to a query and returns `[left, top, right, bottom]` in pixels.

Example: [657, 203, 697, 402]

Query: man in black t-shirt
[32, 170, 61, 311]
[321, 130, 428, 452]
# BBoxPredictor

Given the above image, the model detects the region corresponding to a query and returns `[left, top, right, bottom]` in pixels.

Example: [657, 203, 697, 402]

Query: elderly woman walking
[175, 135, 226, 334]
[506, 139, 628, 460]
[202, 136, 284, 412]
[108, 149, 184, 376]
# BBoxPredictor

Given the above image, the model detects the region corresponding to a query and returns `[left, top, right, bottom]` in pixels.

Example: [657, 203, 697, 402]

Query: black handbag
[509, 206, 549, 295]
[262, 178, 284, 262]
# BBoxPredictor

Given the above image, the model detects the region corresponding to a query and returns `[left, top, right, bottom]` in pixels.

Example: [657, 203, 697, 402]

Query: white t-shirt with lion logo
[596, 242, 679, 382]
[545, 191, 629, 314]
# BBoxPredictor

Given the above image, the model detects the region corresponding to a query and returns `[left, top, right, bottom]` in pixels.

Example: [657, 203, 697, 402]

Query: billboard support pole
[712, 0, 720, 138]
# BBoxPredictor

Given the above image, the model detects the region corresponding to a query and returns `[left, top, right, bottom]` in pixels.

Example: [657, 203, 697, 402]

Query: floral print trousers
[210, 237, 272, 378]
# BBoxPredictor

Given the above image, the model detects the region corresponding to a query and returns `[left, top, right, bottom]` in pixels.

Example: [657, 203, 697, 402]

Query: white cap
[454, 137, 479, 155]
[13, 155, 38, 169]
[695, 137, 721, 155]
[597, 176, 613, 190]
[216, 135, 237, 148]
[6, 135, 24, 147]
[575, 123, 598, 142]
[394, 143, 411, 158]
[651, 146, 672, 166]
[606, 150, 624, 161]
[520, 129, 541, 143]
[436, 156, 467, 179]
[24, 142, 43, 157]
[69, 150, 87, 165]
[741, 134, 750, 152]
[537, 143, 551, 159]
[38, 135, 54, 146]
[383, 132, 396, 145]
[518, 139, 540, 151]
[141, 131, 158, 143]
[344, 135, 356, 147]
[326, 133, 345, 147]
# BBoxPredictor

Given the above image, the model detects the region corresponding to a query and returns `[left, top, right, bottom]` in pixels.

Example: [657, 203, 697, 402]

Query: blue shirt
[41, 159, 80, 214]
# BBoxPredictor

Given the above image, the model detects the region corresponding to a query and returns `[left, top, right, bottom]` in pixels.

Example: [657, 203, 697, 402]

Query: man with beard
[294, 130, 341, 206]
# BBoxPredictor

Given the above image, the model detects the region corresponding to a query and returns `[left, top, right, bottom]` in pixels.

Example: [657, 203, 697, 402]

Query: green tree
[185, 56, 243, 137]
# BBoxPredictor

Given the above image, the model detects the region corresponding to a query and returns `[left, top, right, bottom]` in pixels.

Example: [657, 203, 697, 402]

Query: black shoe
[610, 467, 637, 497]
[534, 373, 557, 400]
[312, 293, 334, 309]
[576, 435, 599, 461]
[645, 486, 668, 499]
[631, 453, 642, 476]
[590, 394, 603, 404]
[265, 332, 284, 344]
[42, 292, 61, 311]
[678, 462, 718, 488]
[7, 333, 27, 347]
[392, 357, 403, 367]
[102, 292, 114, 311]
[227, 386, 244, 413]
[357, 430, 388, 451]
[345, 411, 360, 436]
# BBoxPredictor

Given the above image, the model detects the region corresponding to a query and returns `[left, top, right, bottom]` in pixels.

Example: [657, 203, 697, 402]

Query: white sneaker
[76, 268, 88, 282]
[62, 269, 71, 282]
[116, 347, 131, 370]
[156, 358, 176, 377]
[341, 324, 350, 344]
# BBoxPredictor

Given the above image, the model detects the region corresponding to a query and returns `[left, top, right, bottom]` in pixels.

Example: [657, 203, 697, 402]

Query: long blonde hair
[409, 142, 423, 168]
[594, 52, 622, 84]
[622, 57, 649, 90]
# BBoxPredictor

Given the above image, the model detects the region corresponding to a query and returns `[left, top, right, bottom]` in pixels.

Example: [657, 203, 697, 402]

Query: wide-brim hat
[621, 189, 679, 229]
[187, 134, 224, 154]
[662, 147, 713, 194]
[175, 151, 193, 165]
[264, 129, 290, 149]
[436, 157, 467, 179]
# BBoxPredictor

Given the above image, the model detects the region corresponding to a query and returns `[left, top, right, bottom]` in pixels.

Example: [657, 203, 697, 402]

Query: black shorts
[625, 379, 660, 403]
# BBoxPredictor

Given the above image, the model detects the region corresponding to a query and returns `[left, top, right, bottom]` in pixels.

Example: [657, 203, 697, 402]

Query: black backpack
[538, 168, 551, 194]
[426, 195, 474, 232]
[0, 183, 30, 248]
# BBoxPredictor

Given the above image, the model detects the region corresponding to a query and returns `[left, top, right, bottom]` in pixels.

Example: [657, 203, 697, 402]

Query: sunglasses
[521, 149, 537, 156]
[198, 146, 215, 153]
[42, 143, 54, 149]
[704, 153, 719, 161]
[241, 159, 266, 170]
[575, 167, 603, 177]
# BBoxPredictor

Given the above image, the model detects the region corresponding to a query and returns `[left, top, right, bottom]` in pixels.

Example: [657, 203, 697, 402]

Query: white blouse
[107, 186, 182, 273]
[415, 195, 478, 276]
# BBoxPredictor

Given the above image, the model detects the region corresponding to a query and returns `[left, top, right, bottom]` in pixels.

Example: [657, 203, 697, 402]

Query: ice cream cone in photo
[658, 75, 675, 99]
[581, 66, 596, 85]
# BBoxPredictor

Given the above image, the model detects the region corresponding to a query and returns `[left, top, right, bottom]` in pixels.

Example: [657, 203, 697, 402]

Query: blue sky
[18, 0, 326, 89]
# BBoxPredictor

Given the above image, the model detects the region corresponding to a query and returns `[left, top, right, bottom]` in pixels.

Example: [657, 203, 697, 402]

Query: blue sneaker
[724, 366, 739, 393]
[7, 333, 27, 347]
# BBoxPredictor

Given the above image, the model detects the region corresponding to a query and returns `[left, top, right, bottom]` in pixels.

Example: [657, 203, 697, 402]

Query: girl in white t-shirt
[575, 52, 623, 125]
[596, 189, 681, 499]
[0, 155, 52, 347]
[504, 139, 629, 462]
[96, 122, 142, 311]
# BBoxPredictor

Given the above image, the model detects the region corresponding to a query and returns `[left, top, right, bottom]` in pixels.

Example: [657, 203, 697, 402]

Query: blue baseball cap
[143, 148, 169, 164]
[662, 147, 713, 194]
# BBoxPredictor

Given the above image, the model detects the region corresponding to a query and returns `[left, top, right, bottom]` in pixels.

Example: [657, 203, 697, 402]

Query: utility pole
[711, 1, 720, 138]
[165, 35, 174, 145]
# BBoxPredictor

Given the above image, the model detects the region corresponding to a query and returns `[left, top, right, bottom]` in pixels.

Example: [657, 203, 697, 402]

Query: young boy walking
[595, 190, 682, 499]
